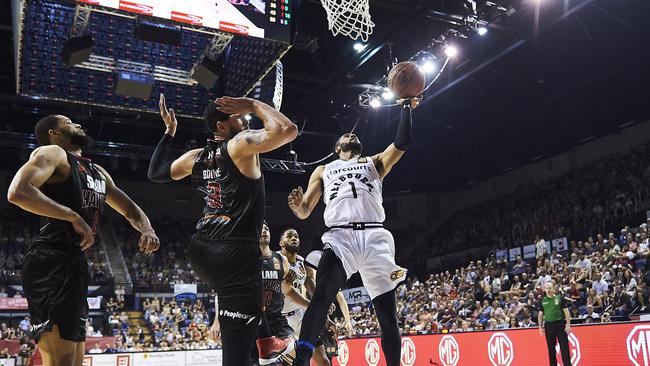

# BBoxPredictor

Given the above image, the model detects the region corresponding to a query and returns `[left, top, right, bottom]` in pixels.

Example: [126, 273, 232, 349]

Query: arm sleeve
[393, 101, 413, 151]
[147, 134, 175, 183]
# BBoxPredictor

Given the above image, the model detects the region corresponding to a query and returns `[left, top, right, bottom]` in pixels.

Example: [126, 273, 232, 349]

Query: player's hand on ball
[397, 96, 422, 110]
[159, 93, 177, 135]
[215, 96, 256, 115]
[138, 230, 160, 254]
[288, 186, 303, 210]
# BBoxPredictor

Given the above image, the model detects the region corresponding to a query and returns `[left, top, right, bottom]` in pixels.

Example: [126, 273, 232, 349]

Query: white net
[320, 0, 375, 42]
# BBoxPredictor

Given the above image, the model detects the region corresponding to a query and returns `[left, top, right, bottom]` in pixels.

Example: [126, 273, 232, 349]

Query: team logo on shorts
[487, 332, 514, 366]
[337, 341, 349, 366]
[555, 332, 581, 366]
[390, 269, 406, 281]
[401, 337, 416, 366]
[365, 339, 381, 366]
[439, 335, 460, 366]
[627, 325, 650, 366]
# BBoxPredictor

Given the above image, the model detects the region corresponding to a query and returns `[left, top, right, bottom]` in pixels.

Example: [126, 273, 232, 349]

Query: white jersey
[281, 253, 307, 314]
[322, 157, 385, 227]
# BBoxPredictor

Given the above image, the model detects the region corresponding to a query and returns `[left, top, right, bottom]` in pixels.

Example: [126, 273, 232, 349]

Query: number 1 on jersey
[349, 182, 358, 198]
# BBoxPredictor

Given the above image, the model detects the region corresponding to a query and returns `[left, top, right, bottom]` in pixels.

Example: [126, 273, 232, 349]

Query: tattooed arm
[219, 97, 298, 158]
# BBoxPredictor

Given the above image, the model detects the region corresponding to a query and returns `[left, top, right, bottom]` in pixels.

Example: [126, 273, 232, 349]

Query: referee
[537, 282, 572, 366]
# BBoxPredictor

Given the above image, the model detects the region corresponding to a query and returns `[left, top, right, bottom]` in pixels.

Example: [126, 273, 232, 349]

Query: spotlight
[245, 115, 252, 121]
[353, 43, 367, 52]
[422, 60, 436, 73]
[477, 27, 488, 36]
[381, 88, 394, 101]
[444, 45, 458, 58]
[369, 98, 381, 108]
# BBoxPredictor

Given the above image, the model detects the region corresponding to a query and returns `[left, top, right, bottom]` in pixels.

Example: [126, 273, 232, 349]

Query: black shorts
[267, 313, 294, 339]
[188, 235, 263, 330]
[21, 247, 89, 343]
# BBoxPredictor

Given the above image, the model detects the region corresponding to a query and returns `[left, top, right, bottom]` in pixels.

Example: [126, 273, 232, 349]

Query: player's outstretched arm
[148, 94, 202, 182]
[95, 165, 160, 254]
[371, 97, 420, 179]
[220, 97, 298, 157]
[288, 165, 324, 220]
[7, 145, 94, 250]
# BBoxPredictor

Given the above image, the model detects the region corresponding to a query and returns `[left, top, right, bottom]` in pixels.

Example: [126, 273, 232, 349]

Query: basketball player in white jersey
[278, 228, 353, 365]
[288, 98, 419, 366]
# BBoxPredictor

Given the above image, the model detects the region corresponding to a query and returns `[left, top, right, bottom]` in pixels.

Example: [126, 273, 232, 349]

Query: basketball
[387, 61, 426, 99]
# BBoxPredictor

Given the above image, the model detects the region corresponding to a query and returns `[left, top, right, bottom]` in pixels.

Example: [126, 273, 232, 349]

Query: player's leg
[38, 325, 77, 366]
[372, 289, 400, 366]
[312, 345, 331, 366]
[360, 229, 407, 366]
[544, 323, 558, 366]
[556, 324, 571, 366]
[74, 341, 85, 366]
[293, 249, 347, 366]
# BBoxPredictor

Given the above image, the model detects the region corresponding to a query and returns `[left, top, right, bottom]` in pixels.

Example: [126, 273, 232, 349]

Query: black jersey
[191, 139, 265, 242]
[261, 251, 285, 315]
[29, 152, 107, 252]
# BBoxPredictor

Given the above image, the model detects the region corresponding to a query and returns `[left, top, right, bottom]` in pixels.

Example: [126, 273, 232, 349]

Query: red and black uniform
[261, 251, 293, 338]
[22, 152, 106, 342]
[188, 139, 265, 364]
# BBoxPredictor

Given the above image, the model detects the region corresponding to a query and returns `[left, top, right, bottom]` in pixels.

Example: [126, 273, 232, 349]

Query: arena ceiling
[0, 0, 649, 193]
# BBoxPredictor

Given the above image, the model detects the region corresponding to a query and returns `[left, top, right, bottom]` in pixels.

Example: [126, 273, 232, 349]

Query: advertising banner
[342, 287, 371, 305]
[0, 297, 28, 310]
[333, 322, 650, 366]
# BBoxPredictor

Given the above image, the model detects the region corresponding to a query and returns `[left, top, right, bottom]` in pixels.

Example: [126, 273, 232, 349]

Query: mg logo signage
[439, 335, 460, 366]
[487, 332, 514, 366]
[365, 339, 381, 366]
[555, 332, 581, 365]
[338, 341, 349, 366]
[628, 325, 650, 366]
[401, 337, 416, 366]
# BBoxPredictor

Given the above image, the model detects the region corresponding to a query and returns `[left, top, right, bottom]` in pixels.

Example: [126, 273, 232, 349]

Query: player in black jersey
[7, 115, 159, 366]
[148, 94, 298, 365]
[209, 222, 310, 365]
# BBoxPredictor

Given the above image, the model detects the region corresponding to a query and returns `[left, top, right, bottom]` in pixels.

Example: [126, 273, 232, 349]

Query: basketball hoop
[320, 0, 375, 42]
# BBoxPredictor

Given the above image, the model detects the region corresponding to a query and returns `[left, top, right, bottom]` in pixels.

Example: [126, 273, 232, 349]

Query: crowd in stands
[399, 141, 650, 267]
[334, 222, 650, 337]
[117, 217, 210, 291]
[140, 297, 215, 351]
[0, 212, 112, 285]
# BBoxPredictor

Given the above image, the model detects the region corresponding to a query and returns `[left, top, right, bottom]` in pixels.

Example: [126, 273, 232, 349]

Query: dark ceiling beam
[287, 2, 431, 119]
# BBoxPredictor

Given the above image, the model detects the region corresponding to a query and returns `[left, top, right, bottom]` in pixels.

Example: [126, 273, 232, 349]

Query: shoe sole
[258, 339, 295, 365]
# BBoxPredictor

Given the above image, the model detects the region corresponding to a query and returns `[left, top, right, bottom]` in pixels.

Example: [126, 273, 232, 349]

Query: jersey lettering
[206, 182, 223, 209]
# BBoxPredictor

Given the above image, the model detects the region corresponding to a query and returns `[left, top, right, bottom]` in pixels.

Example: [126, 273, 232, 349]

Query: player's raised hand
[159, 93, 177, 135]
[288, 186, 303, 210]
[397, 96, 422, 109]
[138, 230, 160, 254]
[215, 96, 256, 115]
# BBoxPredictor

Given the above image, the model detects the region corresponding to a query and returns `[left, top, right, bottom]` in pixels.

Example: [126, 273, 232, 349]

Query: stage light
[245, 115, 252, 121]
[381, 88, 394, 101]
[353, 43, 367, 52]
[422, 60, 436, 73]
[477, 27, 488, 36]
[444, 45, 458, 58]
[369, 97, 381, 108]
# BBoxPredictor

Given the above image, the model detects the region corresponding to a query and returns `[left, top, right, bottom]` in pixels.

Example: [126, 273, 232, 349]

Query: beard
[339, 141, 362, 155]
[284, 244, 299, 254]
[65, 130, 94, 149]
